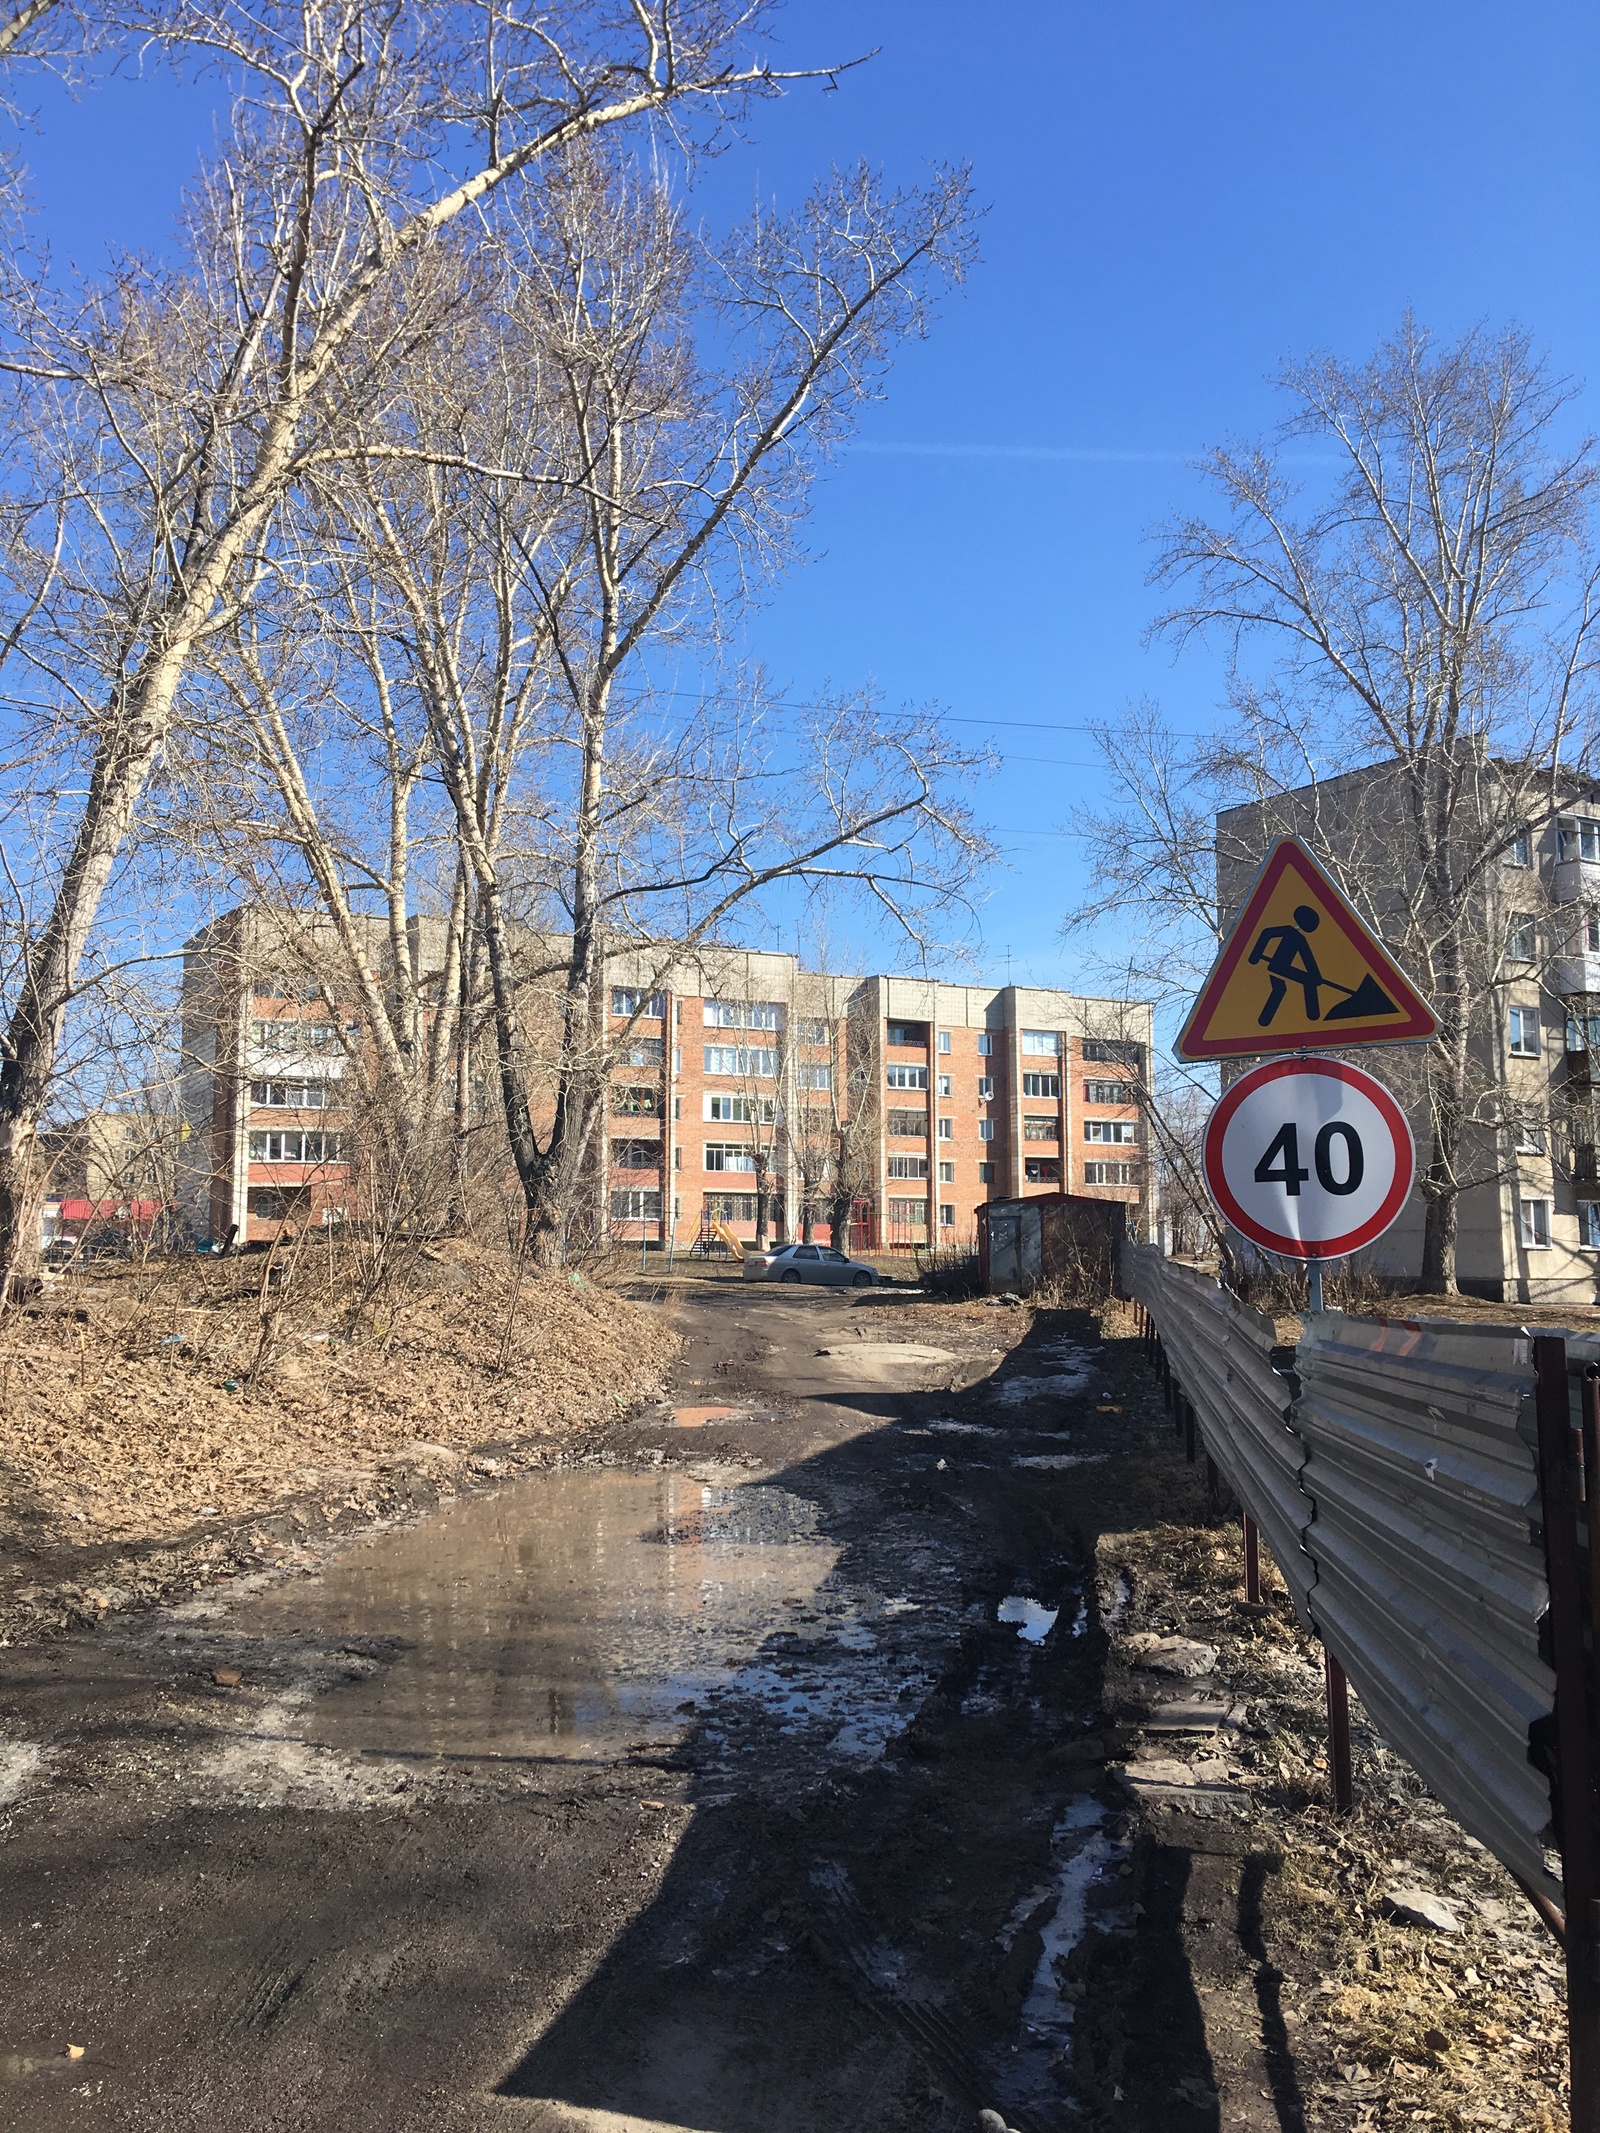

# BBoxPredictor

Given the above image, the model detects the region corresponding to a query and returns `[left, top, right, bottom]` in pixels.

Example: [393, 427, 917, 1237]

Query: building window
[706, 1093, 776, 1123]
[1023, 1115, 1059, 1141]
[887, 1155, 929, 1179]
[1022, 1072, 1060, 1098]
[938, 1161, 955, 1183]
[1559, 820, 1600, 864]
[704, 1192, 756, 1222]
[1083, 1039, 1144, 1068]
[1021, 1029, 1060, 1055]
[887, 1197, 928, 1228]
[674, 1146, 682, 1169]
[611, 1188, 662, 1221]
[610, 1139, 660, 1170]
[704, 1144, 758, 1173]
[1582, 1203, 1600, 1249]
[1507, 915, 1537, 963]
[797, 1063, 833, 1090]
[705, 1044, 777, 1077]
[887, 1108, 928, 1137]
[1515, 1123, 1546, 1155]
[977, 1076, 993, 1099]
[620, 1037, 664, 1066]
[937, 1117, 953, 1140]
[248, 1131, 342, 1163]
[939, 1204, 955, 1227]
[1519, 1199, 1552, 1249]
[1509, 1007, 1541, 1058]
[248, 1189, 295, 1221]
[250, 1080, 331, 1109]
[1024, 1157, 1061, 1183]
[704, 999, 782, 1031]
[936, 1073, 952, 1097]
[793, 1017, 829, 1044]
[937, 1030, 951, 1054]
[886, 1063, 928, 1090]
[1085, 1119, 1138, 1145]
[977, 1120, 994, 1142]
[614, 1084, 658, 1115]
[1083, 1161, 1139, 1185]
[1083, 1079, 1132, 1106]
[252, 1019, 341, 1054]
[611, 987, 664, 1018]
[976, 1033, 992, 1057]
[977, 1162, 994, 1184]
[673, 1097, 681, 1120]
[886, 1021, 926, 1048]
[1506, 830, 1533, 868]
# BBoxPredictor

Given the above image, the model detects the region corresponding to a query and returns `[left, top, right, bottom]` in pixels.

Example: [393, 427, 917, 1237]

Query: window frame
[1508, 1006, 1541, 1058]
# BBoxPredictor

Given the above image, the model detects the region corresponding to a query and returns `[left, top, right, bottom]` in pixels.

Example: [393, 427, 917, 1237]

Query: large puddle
[230, 1469, 840, 1765]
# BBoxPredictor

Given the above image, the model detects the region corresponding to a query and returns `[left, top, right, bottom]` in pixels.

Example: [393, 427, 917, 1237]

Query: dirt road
[0, 1277, 1324, 2131]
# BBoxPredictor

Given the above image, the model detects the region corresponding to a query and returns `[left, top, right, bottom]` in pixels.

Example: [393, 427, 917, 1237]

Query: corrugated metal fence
[1120, 1242, 1561, 1907]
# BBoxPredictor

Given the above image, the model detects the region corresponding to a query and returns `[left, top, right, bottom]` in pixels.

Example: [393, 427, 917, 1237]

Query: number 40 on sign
[1202, 1058, 1415, 1262]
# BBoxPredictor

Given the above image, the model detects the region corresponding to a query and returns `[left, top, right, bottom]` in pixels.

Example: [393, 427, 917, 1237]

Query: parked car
[743, 1241, 879, 1288]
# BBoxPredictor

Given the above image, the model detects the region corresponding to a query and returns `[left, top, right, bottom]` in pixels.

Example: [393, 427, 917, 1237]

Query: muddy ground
[0, 1275, 1568, 2131]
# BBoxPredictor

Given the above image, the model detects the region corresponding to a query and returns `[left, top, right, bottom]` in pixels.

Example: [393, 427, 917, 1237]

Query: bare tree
[0, 0, 836, 1303]
[1070, 321, 1600, 1293]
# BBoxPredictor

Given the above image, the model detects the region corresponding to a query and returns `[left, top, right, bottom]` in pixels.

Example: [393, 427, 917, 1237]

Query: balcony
[1554, 955, 1600, 996]
[1554, 857, 1600, 904]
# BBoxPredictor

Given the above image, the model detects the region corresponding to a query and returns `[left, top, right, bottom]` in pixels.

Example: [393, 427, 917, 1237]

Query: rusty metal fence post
[1533, 1336, 1600, 2133]
[1324, 1650, 1353, 1814]
[1243, 1512, 1262, 1605]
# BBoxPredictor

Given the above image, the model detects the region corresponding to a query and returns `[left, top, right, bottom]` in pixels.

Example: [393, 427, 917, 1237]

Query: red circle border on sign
[1202, 1057, 1416, 1261]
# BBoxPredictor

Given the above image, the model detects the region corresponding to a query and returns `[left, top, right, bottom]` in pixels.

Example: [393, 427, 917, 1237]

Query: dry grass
[0, 1241, 679, 1549]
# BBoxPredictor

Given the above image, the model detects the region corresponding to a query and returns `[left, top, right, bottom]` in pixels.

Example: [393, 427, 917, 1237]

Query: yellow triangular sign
[1177, 836, 1437, 1061]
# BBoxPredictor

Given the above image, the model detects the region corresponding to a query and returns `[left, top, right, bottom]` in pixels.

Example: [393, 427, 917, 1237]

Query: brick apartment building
[176, 909, 1155, 1251]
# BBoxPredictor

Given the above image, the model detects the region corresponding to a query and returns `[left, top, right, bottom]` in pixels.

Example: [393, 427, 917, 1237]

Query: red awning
[58, 1199, 164, 1222]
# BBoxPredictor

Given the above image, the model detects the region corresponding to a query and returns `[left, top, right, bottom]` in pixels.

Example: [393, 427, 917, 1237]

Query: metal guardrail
[1120, 1243, 1314, 1618]
[1294, 1314, 1559, 1904]
[1119, 1242, 1559, 1908]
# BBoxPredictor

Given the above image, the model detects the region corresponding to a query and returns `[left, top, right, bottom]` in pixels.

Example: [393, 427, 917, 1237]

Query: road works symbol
[1202, 1058, 1415, 1261]
[1176, 835, 1437, 1061]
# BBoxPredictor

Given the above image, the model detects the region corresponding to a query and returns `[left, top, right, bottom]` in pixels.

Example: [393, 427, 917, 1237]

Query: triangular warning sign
[1176, 836, 1437, 1061]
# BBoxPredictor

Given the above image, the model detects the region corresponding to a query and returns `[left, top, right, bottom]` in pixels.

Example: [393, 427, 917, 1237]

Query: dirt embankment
[0, 1242, 678, 1643]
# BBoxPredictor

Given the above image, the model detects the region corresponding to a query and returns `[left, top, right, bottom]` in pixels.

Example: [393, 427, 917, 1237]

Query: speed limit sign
[1202, 1057, 1414, 1260]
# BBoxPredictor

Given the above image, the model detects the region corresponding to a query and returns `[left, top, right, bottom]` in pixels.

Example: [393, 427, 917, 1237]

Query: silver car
[743, 1241, 879, 1288]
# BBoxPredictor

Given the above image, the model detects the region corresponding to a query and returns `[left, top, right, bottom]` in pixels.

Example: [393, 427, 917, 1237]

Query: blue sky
[17, 0, 1600, 999]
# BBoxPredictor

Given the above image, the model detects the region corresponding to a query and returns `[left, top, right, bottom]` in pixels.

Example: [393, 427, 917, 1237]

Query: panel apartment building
[1218, 762, 1600, 1305]
[176, 908, 1155, 1251]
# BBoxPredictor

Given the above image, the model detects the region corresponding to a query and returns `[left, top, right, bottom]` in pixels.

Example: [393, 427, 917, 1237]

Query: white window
[886, 1155, 929, 1179]
[887, 1109, 928, 1137]
[937, 1030, 951, 1054]
[939, 1204, 955, 1227]
[796, 1063, 833, 1090]
[793, 1017, 828, 1044]
[609, 1139, 660, 1170]
[937, 1117, 953, 1140]
[704, 999, 782, 1031]
[976, 1033, 992, 1057]
[248, 1130, 343, 1163]
[887, 1197, 927, 1226]
[1021, 1029, 1060, 1055]
[937, 1074, 952, 1097]
[250, 1080, 331, 1109]
[1022, 1072, 1060, 1098]
[1515, 1122, 1546, 1155]
[611, 987, 664, 1018]
[1083, 1161, 1139, 1185]
[977, 1162, 994, 1184]
[704, 1143, 758, 1172]
[1085, 1119, 1138, 1144]
[252, 1019, 341, 1054]
[611, 1188, 661, 1221]
[886, 1064, 928, 1090]
[704, 1045, 777, 1077]
[620, 1037, 664, 1067]
[1507, 915, 1537, 963]
[1559, 820, 1600, 863]
[978, 1120, 994, 1142]
[1509, 1007, 1541, 1058]
[1023, 1115, 1060, 1141]
[705, 1093, 776, 1123]
[1582, 1203, 1600, 1249]
[1519, 1199, 1552, 1249]
[1506, 830, 1534, 868]
[977, 1076, 993, 1099]
[938, 1161, 955, 1183]
[1586, 912, 1600, 955]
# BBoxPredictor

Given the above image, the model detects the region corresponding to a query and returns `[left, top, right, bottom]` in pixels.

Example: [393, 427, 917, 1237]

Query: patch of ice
[924, 1419, 999, 1436]
[997, 1596, 1059, 1643]
[0, 1739, 46, 1808]
[1014, 1453, 1110, 1470]
[991, 1373, 1093, 1405]
[202, 1687, 442, 1810]
[1071, 1598, 1090, 1637]
[993, 1795, 1121, 2114]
